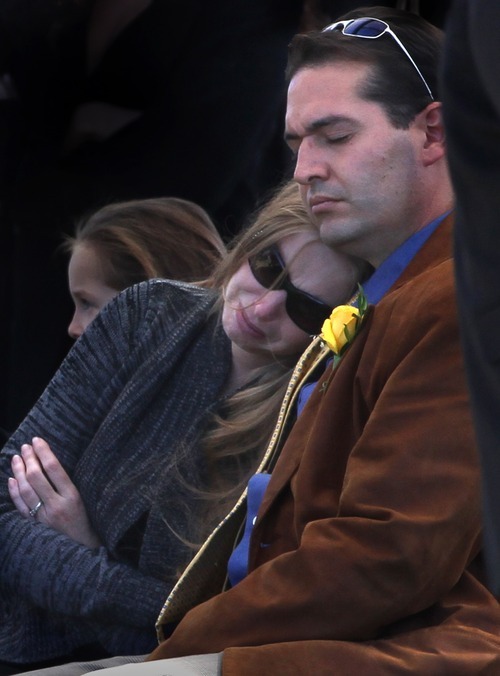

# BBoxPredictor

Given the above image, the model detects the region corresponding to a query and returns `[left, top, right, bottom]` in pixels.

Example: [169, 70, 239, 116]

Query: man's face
[285, 62, 425, 267]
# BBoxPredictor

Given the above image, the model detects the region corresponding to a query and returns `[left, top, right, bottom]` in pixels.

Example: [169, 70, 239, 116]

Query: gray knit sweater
[0, 279, 231, 664]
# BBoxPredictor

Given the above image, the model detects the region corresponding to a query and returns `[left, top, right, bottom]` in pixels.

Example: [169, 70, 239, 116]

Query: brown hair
[66, 197, 227, 287]
[286, 6, 443, 129]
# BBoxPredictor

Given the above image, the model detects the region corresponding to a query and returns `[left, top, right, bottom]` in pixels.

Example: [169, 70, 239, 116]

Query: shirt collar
[362, 211, 451, 306]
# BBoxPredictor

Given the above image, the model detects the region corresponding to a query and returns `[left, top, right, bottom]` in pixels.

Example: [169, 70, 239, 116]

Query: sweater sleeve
[0, 281, 185, 630]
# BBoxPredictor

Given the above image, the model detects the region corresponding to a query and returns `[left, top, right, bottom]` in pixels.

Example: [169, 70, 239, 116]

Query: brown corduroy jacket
[150, 216, 500, 674]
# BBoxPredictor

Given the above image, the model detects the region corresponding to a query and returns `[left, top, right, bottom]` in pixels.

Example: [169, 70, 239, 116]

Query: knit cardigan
[0, 279, 232, 664]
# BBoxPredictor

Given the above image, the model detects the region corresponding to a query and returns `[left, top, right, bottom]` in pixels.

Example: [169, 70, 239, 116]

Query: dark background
[0, 1, 452, 436]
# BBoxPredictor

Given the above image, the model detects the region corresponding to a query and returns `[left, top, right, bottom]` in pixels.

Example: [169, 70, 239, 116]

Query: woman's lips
[236, 307, 266, 338]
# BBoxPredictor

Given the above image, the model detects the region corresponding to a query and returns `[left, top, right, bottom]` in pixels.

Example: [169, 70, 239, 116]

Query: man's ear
[419, 102, 446, 166]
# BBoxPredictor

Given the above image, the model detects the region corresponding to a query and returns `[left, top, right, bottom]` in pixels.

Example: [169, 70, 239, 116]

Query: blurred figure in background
[441, 0, 500, 596]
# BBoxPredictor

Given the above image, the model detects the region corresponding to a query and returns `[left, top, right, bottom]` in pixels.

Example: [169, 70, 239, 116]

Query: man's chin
[317, 220, 360, 254]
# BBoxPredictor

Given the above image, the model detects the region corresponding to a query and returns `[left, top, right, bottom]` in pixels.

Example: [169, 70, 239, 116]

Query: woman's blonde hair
[66, 196, 227, 287]
[177, 180, 367, 547]
[209, 180, 320, 291]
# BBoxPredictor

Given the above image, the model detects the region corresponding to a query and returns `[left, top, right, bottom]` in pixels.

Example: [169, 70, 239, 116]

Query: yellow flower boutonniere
[319, 285, 368, 391]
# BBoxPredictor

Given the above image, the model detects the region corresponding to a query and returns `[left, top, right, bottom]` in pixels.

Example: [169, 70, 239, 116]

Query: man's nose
[293, 139, 329, 185]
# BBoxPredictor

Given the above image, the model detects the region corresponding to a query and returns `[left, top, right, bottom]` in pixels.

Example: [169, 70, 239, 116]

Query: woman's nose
[253, 289, 287, 321]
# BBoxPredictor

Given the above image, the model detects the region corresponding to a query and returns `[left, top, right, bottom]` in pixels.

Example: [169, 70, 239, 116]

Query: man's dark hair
[286, 6, 443, 128]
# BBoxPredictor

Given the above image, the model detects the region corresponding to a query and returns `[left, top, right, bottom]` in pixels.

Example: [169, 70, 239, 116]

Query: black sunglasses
[322, 17, 434, 101]
[248, 245, 332, 335]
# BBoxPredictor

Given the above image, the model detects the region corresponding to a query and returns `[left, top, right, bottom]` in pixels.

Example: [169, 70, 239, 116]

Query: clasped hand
[8, 437, 101, 549]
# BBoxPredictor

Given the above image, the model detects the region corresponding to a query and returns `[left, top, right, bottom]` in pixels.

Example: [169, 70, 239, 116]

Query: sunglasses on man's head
[322, 17, 434, 101]
[248, 245, 332, 335]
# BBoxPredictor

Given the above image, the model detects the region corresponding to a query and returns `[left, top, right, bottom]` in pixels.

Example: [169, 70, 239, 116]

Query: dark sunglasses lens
[286, 292, 331, 335]
[344, 18, 385, 38]
[249, 248, 283, 289]
[250, 246, 331, 334]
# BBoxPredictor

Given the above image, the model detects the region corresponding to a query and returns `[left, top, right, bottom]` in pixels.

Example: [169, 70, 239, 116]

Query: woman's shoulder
[141, 278, 217, 301]
[78, 279, 219, 356]
[113, 278, 218, 319]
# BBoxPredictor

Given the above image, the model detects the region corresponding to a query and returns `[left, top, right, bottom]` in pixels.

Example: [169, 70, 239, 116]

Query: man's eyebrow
[284, 115, 354, 142]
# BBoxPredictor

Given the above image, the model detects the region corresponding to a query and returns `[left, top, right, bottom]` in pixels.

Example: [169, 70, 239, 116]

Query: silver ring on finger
[29, 500, 43, 519]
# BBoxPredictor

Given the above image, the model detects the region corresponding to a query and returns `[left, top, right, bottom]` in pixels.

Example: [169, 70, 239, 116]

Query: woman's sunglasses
[322, 17, 434, 101]
[248, 245, 332, 335]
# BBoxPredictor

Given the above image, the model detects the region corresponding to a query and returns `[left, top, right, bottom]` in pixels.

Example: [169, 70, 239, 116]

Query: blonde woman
[0, 182, 368, 673]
